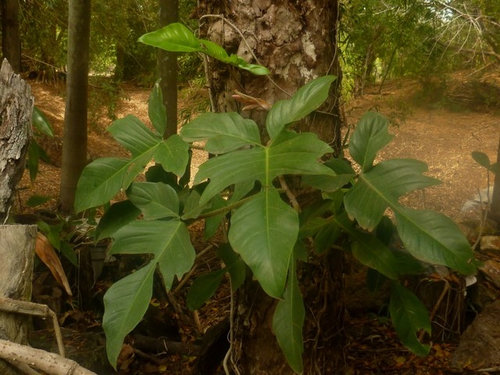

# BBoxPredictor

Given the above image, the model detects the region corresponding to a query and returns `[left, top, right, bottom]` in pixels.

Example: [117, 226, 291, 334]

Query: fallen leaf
[36, 233, 72, 296]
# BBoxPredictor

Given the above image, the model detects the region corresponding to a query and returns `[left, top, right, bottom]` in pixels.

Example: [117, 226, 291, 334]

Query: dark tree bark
[158, 0, 178, 137]
[60, 0, 91, 213]
[1, 0, 21, 73]
[197, 1, 345, 373]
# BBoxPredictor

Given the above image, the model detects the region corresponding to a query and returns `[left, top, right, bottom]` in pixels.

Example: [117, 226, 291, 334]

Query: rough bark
[0, 224, 37, 374]
[158, 0, 178, 137]
[1, 0, 21, 73]
[0, 59, 33, 222]
[60, 0, 91, 213]
[197, 1, 344, 373]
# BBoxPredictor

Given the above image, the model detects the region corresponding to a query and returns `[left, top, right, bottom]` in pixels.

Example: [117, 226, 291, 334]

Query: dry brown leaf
[35, 233, 72, 296]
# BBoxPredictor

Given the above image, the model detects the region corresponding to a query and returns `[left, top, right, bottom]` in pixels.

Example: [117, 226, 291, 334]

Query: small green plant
[29, 106, 54, 181]
[75, 23, 477, 373]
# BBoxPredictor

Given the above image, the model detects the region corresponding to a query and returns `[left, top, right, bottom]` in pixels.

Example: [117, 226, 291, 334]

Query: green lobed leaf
[148, 82, 167, 136]
[110, 220, 195, 290]
[389, 282, 431, 356]
[108, 115, 160, 156]
[394, 207, 476, 275]
[186, 269, 226, 310]
[349, 112, 393, 171]
[138, 22, 201, 52]
[95, 200, 140, 241]
[195, 131, 333, 205]
[154, 134, 190, 177]
[344, 159, 440, 231]
[266, 75, 336, 140]
[32, 106, 54, 136]
[228, 188, 298, 298]
[217, 244, 247, 291]
[127, 182, 179, 220]
[103, 262, 155, 368]
[180, 112, 261, 154]
[272, 259, 305, 373]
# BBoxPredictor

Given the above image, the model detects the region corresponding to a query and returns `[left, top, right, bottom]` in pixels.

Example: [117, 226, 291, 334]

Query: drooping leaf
[228, 188, 298, 298]
[95, 200, 140, 241]
[394, 207, 476, 275]
[349, 230, 399, 280]
[180, 112, 261, 154]
[26, 195, 51, 207]
[138, 23, 201, 52]
[186, 269, 226, 310]
[32, 106, 54, 137]
[103, 262, 155, 368]
[344, 158, 440, 230]
[195, 131, 333, 204]
[389, 282, 431, 356]
[154, 135, 190, 176]
[266, 75, 336, 140]
[272, 259, 305, 374]
[127, 182, 179, 220]
[110, 220, 195, 290]
[217, 244, 246, 291]
[148, 81, 167, 136]
[349, 112, 393, 171]
[108, 115, 160, 156]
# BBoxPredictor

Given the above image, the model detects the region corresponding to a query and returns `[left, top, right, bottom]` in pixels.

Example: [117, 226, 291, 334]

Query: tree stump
[0, 58, 33, 222]
[0, 225, 37, 374]
[0, 59, 35, 374]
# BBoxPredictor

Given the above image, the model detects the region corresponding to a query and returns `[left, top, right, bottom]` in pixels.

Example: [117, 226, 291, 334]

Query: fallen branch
[0, 339, 96, 375]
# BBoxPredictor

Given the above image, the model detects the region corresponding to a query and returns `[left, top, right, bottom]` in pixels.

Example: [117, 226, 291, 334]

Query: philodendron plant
[74, 23, 477, 373]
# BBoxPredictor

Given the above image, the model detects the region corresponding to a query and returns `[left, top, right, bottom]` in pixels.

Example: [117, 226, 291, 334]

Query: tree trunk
[158, 0, 178, 137]
[0, 59, 33, 222]
[60, 0, 91, 213]
[0, 224, 37, 374]
[490, 136, 500, 223]
[1, 0, 21, 73]
[197, 1, 344, 373]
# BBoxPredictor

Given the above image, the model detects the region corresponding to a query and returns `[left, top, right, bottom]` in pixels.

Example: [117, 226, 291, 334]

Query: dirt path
[22, 78, 500, 224]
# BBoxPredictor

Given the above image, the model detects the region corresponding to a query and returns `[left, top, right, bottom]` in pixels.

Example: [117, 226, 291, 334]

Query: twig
[223, 278, 241, 375]
[0, 339, 95, 375]
[0, 297, 65, 357]
[279, 176, 301, 212]
[4, 358, 41, 375]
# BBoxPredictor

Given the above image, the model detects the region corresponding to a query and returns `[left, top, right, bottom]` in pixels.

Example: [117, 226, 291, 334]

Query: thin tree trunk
[198, 1, 344, 373]
[1, 0, 21, 73]
[158, 0, 178, 137]
[60, 0, 91, 213]
[0, 224, 37, 374]
[490, 136, 500, 222]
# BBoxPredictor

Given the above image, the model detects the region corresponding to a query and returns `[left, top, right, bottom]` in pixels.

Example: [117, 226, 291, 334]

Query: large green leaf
[228, 188, 298, 298]
[394, 207, 476, 275]
[95, 200, 140, 241]
[154, 135, 190, 176]
[108, 115, 160, 156]
[180, 112, 261, 154]
[266, 75, 336, 140]
[103, 262, 155, 368]
[194, 131, 333, 204]
[127, 182, 179, 220]
[111, 219, 195, 290]
[272, 259, 305, 373]
[148, 81, 167, 136]
[349, 112, 393, 171]
[186, 269, 225, 310]
[389, 282, 431, 356]
[139, 23, 269, 75]
[344, 159, 440, 230]
[138, 22, 201, 52]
